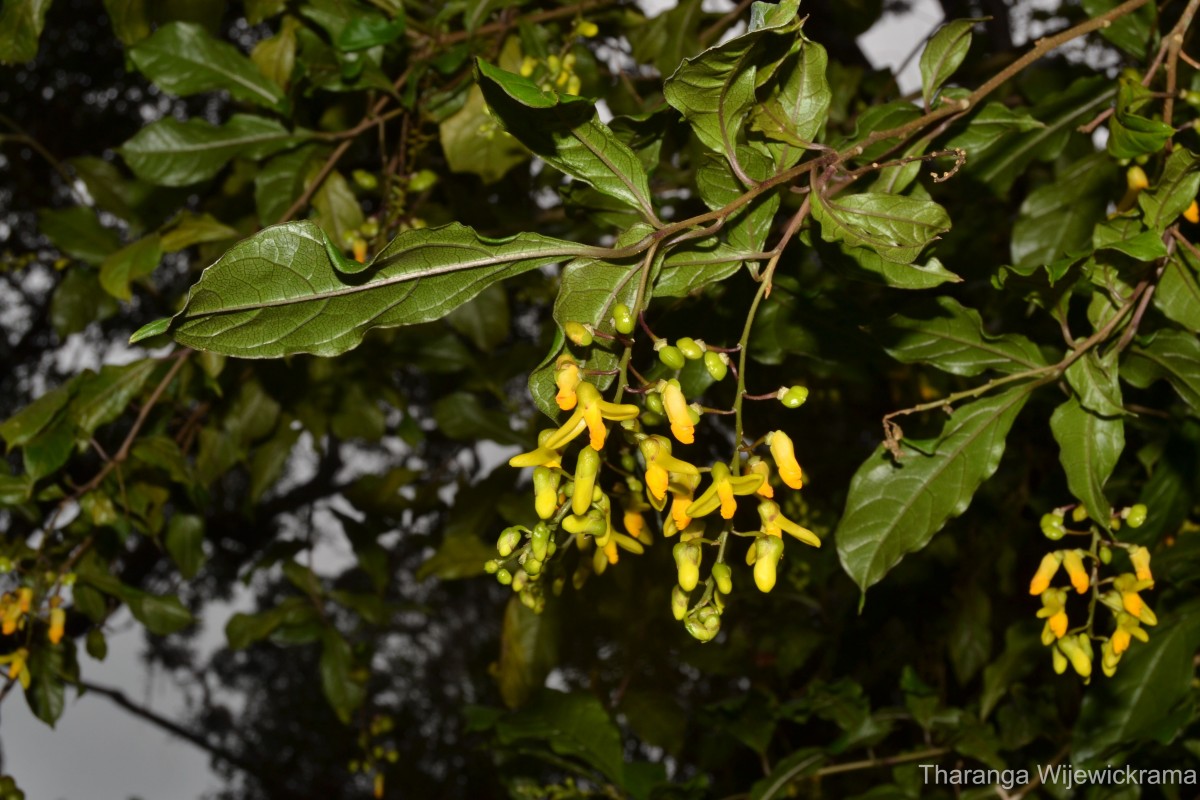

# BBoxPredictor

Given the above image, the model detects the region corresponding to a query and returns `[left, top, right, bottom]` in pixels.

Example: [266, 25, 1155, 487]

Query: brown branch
[1164, 0, 1200, 130]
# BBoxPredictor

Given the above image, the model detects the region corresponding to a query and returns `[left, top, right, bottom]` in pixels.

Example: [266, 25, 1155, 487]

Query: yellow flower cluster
[1029, 508, 1157, 681]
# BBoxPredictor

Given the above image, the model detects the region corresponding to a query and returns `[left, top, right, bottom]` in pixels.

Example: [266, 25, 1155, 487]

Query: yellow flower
[555, 355, 581, 411]
[1062, 549, 1090, 594]
[509, 429, 562, 469]
[753, 535, 784, 593]
[1, 595, 21, 636]
[662, 380, 693, 445]
[1186, 199, 1200, 223]
[1129, 545, 1153, 585]
[1056, 634, 1092, 679]
[533, 466, 562, 520]
[746, 458, 773, 498]
[639, 435, 699, 503]
[1029, 552, 1064, 596]
[571, 447, 601, 516]
[623, 509, 647, 540]
[1114, 574, 1157, 626]
[757, 500, 820, 547]
[1, 648, 30, 689]
[1110, 611, 1149, 655]
[1036, 588, 1069, 641]
[686, 463, 763, 520]
[766, 431, 803, 490]
[17, 587, 32, 614]
[668, 472, 700, 531]
[543, 382, 639, 452]
[48, 607, 66, 645]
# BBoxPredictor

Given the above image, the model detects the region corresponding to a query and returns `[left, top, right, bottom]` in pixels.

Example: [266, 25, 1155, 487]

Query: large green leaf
[99, 233, 163, 301]
[1108, 78, 1173, 160]
[751, 39, 831, 169]
[120, 114, 305, 187]
[254, 144, 324, 224]
[0, 0, 52, 63]
[38, 207, 122, 266]
[320, 629, 365, 724]
[812, 191, 950, 265]
[654, 239, 746, 297]
[496, 689, 621, 783]
[439, 83, 528, 184]
[1138, 147, 1200, 232]
[919, 19, 979, 109]
[1050, 396, 1123, 524]
[1082, 0, 1157, 58]
[1155, 250, 1200, 332]
[663, 0, 800, 178]
[495, 599, 559, 710]
[1064, 350, 1125, 417]
[1121, 329, 1200, 410]
[836, 385, 1032, 592]
[70, 359, 158, 437]
[834, 243, 961, 289]
[133, 221, 589, 358]
[102, 0, 150, 45]
[944, 102, 1043, 163]
[1010, 154, 1114, 269]
[696, 147, 779, 261]
[129, 21, 287, 110]
[0, 383, 72, 450]
[476, 60, 657, 223]
[1073, 600, 1200, 764]
[877, 296, 1050, 376]
[973, 77, 1115, 194]
[627, 0, 705, 78]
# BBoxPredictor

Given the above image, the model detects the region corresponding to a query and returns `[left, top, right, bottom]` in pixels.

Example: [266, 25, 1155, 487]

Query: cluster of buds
[517, 19, 598, 98]
[349, 714, 400, 799]
[1031, 503, 1156, 681]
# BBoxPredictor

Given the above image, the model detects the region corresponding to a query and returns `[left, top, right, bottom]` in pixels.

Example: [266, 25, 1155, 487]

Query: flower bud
[612, 303, 635, 334]
[1062, 549, 1090, 594]
[684, 607, 720, 642]
[564, 321, 593, 347]
[1099, 544, 1112, 564]
[1186, 200, 1200, 224]
[1040, 512, 1065, 540]
[712, 563, 732, 595]
[1126, 503, 1148, 528]
[676, 337, 704, 360]
[778, 385, 809, 409]
[1071, 505, 1088, 523]
[484, 559, 501, 574]
[657, 344, 686, 370]
[704, 351, 728, 381]
[533, 467, 561, 520]
[671, 585, 689, 620]
[673, 542, 701, 591]
[753, 535, 784, 592]
[496, 568, 513, 585]
[645, 391, 664, 415]
[572, 447, 601, 516]
[496, 527, 523, 558]
[1126, 165, 1149, 192]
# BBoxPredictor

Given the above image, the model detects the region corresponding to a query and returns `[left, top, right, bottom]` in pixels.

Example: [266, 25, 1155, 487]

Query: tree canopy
[2, 0, 1200, 798]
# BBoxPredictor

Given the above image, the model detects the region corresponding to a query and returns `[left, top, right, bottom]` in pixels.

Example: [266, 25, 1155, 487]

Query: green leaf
[39, 207, 122, 266]
[70, 359, 158, 437]
[1155, 249, 1200, 332]
[129, 592, 194, 635]
[836, 245, 961, 289]
[432, 392, 528, 447]
[120, 114, 305, 187]
[1092, 219, 1168, 261]
[974, 77, 1115, 194]
[22, 418, 73, 481]
[1010, 154, 1114, 269]
[477, 59, 658, 222]
[51, 269, 119, 336]
[663, 0, 800, 177]
[945, 102, 1043, 163]
[877, 297, 1050, 376]
[150, 221, 587, 357]
[165, 514, 206, 579]
[1050, 396, 1123, 524]
[697, 147, 779, 259]
[751, 39, 831, 169]
[250, 15, 298, 89]
[320, 629, 365, 724]
[254, 144, 324, 225]
[627, 0, 704, 78]
[416, 526, 497, 581]
[25, 645, 65, 726]
[654, 238, 745, 297]
[160, 212, 239, 252]
[103, 0, 150, 45]
[1139, 147, 1200, 232]
[336, 11, 404, 51]
[0, 383, 71, 450]
[1064, 350, 1125, 417]
[496, 688, 621, 783]
[310, 168, 364, 249]
[495, 597, 559, 710]
[836, 385, 1032, 592]
[446, 283, 510, 352]
[919, 19, 980, 109]
[812, 191, 951, 265]
[0, 0, 52, 64]
[980, 623, 1041, 720]
[439, 84, 528, 183]
[1082, 0, 1157, 59]
[1073, 600, 1200, 764]
[1108, 110, 1174, 161]
[226, 606, 289, 649]
[129, 22, 287, 110]
[1122, 329, 1200, 410]
[99, 234, 162, 301]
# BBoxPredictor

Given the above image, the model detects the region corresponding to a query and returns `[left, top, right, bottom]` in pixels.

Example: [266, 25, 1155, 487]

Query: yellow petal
[1029, 552, 1063, 596]
[717, 480, 736, 519]
[1050, 609, 1068, 638]
[1062, 550, 1089, 594]
[584, 404, 606, 450]
[646, 464, 668, 500]
[768, 432, 803, 490]
[1112, 627, 1131, 654]
[670, 494, 692, 530]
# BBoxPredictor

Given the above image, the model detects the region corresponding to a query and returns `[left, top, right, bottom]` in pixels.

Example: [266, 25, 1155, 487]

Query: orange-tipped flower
[686, 463, 763, 520]
[1114, 574, 1157, 626]
[543, 382, 639, 452]
[48, 607, 66, 645]
[1029, 552, 1063, 596]
[1129, 545, 1153, 585]
[757, 500, 821, 547]
[766, 431, 803, 490]
[1186, 199, 1200, 223]
[662, 380, 694, 445]
[509, 429, 562, 469]
[746, 458, 774, 498]
[555, 356, 581, 411]
[1062, 549, 1090, 594]
[1036, 588, 1069, 640]
[639, 435, 699, 502]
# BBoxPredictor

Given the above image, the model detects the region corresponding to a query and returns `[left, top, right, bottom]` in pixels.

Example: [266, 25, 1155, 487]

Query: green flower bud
[0, 556, 12, 574]
[484, 559, 501, 574]
[530, 522, 551, 561]
[496, 527, 523, 557]
[684, 606, 720, 642]
[1040, 512, 1065, 541]
[1099, 544, 1113, 565]
[657, 344, 686, 370]
[564, 321, 593, 347]
[496, 568, 513, 585]
[671, 585, 689, 621]
[676, 337, 704, 360]
[612, 303, 635, 334]
[408, 169, 439, 193]
[352, 169, 378, 190]
[524, 557, 543, 576]
[1071, 505, 1089, 523]
[779, 385, 809, 409]
[704, 351, 728, 381]
[1126, 503, 1148, 528]
[712, 563, 732, 595]
[645, 391, 664, 415]
[640, 411, 664, 426]
[572, 447, 601, 516]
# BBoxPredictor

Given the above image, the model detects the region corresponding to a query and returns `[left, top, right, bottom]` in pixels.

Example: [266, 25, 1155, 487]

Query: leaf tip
[130, 317, 171, 344]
